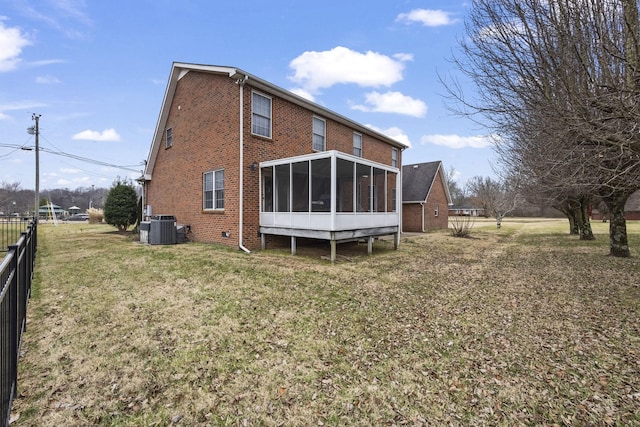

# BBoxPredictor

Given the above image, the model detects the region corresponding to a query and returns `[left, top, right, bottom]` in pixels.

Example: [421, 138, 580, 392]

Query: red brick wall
[146, 71, 241, 246]
[592, 211, 640, 221]
[402, 169, 449, 232]
[147, 70, 402, 250]
[402, 204, 424, 232]
[423, 170, 449, 230]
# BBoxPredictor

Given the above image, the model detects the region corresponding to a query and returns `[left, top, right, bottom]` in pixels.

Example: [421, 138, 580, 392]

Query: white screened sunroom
[259, 150, 400, 261]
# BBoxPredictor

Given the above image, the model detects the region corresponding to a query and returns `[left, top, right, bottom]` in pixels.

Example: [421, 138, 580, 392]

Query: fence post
[18, 233, 28, 337]
[8, 243, 20, 403]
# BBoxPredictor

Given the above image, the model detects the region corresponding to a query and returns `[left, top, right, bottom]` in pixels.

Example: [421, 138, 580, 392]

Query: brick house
[591, 189, 640, 221]
[402, 161, 452, 232]
[141, 63, 407, 260]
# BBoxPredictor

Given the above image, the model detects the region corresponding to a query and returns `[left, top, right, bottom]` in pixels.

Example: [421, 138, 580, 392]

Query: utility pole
[27, 114, 41, 220]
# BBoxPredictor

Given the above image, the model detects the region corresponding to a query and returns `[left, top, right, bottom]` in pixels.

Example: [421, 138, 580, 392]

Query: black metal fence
[0, 217, 32, 253]
[1, 220, 37, 427]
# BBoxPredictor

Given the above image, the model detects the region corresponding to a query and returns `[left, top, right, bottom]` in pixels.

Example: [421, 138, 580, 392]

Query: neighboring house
[402, 161, 452, 232]
[592, 190, 640, 221]
[448, 207, 486, 217]
[626, 190, 640, 220]
[141, 63, 406, 261]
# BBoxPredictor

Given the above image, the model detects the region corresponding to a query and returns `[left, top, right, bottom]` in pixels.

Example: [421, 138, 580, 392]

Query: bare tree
[444, 166, 467, 206]
[445, 0, 640, 257]
[0, 181, 22, 213]
[467, 176, 521, 228]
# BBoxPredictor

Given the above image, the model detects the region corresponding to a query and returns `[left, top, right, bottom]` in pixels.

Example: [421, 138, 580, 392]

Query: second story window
[392, 148, 398, 168]
[313, 117, 326, 151]
[353, 132, 362, 157]
[252, 92, 272, 138]
[165, 128, 172, 149]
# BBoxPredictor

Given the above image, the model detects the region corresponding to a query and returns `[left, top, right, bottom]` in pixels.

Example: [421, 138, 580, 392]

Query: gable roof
[143, 62, 408, 179]
[402, 161, 453, 204]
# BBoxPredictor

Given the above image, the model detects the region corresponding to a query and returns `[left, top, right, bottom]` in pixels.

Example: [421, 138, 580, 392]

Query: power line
[0, 142, 145, 173]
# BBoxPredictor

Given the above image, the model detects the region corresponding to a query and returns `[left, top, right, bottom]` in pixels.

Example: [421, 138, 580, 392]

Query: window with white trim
[434, 205, 439, 217]
[391, 188, 397, 212]
[313, 117, 326, 151]
[166, 128, 172, 149]
[353, 132, 362, 157]
[391, 148, 398, 167]
[252, 92, 272, 138]
[204, 169, 224, 210]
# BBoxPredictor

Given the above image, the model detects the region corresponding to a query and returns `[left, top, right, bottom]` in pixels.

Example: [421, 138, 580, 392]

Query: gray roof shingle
[402, 161, 442, 202]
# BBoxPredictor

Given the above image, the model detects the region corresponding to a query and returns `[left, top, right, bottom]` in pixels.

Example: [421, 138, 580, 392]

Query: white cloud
[35, 74, 62, 84]
[0, 100, 47, 111]
[289, 87, 316, 102]
[351, 91, 427, 118]
[449, 169, 463, 182]
[55, 175, 92, 187]
[0, 21, 31, 71]
[366, 124, 412, 148]
[72, 128, 121, 142]
[59, 168, 81, 174]
[393, 53, 414, 62]
[27, 59, 66, 68]
[477, 21, 525, 42]
[421, 133, 496, 149]
[0, 100, 47, 120]
[17, 1, 92, 39]
[396, 9, 458, 27]
[289, 46, 411, 93]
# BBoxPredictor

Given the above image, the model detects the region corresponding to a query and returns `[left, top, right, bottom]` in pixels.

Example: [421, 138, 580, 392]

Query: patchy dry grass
[10, 219, 640, 426]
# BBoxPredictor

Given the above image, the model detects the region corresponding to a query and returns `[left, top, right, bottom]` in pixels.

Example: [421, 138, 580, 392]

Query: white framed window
[204, 169, 224, 210]
[166, 128, 173, 149]
[434, 205, 439, 217]
[353, 132, 362, 157]
[391, 148, 398, 168]
[391, 188, 397, 212]
[252, 92, 272, 138]
[313, 117, 326, 151]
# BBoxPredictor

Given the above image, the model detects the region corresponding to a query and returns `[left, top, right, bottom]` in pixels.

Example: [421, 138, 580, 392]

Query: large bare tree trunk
[571, 201, 584, 236]
[565, 196, 594, 239]
[602, 190, 631, 257]
[578, 196, 595, 241]
[567, 211, 578, 235]
[555, 202, 578, 235]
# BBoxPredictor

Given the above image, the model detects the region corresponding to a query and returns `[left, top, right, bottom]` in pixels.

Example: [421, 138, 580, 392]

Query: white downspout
[236, 74, 251, 254]
[420, 202, 425, 232]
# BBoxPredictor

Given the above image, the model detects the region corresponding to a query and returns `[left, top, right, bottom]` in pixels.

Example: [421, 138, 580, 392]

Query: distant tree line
[0, 181, 109, 215]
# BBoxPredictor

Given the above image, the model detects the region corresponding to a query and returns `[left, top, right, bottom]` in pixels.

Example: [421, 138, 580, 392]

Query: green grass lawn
[10, 219, 640, 426]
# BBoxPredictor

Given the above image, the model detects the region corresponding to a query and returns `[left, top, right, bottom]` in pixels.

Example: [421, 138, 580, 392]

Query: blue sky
[0, 0, 496, 191]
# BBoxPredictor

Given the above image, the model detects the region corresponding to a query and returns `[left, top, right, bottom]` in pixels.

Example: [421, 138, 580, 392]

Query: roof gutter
[232, 70, 251, 254]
